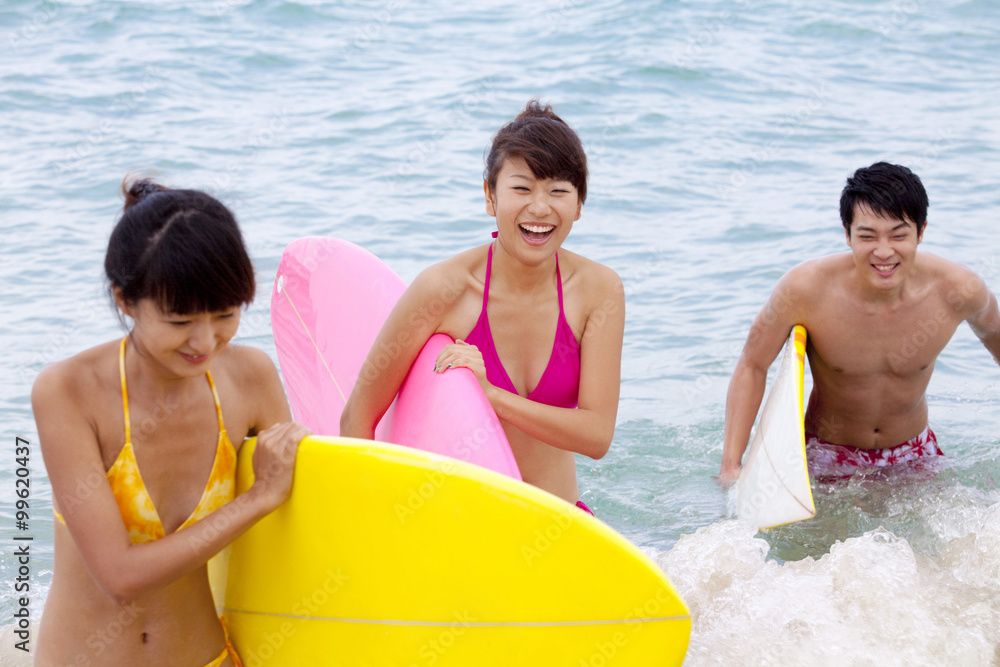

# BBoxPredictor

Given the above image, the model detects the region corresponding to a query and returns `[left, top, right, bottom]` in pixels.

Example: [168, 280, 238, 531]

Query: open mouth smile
[519, 223, 555, 244]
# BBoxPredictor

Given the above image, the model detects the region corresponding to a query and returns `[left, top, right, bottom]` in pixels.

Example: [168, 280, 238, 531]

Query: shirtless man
[720, 162, 1000, 482]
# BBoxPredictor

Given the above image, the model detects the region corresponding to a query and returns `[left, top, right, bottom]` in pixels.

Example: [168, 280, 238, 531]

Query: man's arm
[964, 275, 1000, 364]
[719, 270, 807, 483]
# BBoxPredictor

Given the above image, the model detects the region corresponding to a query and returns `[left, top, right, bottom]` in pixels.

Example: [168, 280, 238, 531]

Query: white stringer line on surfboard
[756, 425, 814, 516]
[224, 608, 690, 625]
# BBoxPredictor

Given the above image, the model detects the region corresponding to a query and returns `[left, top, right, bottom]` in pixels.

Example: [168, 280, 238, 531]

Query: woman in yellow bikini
[31, 178, 309, 666]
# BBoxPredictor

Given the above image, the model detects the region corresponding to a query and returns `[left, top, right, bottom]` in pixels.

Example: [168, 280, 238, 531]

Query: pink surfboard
[270, 236, 521, 480]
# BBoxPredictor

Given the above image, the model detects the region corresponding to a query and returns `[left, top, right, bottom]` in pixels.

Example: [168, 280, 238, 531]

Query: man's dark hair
[840, 162, 928, 234]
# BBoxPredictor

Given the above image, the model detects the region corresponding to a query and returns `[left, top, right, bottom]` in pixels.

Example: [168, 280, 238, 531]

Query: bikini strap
[481, 242, 494, 311]
[484, 242, 563, 308]
[554, 253, 564, 309]
[205, 371, 227, 433]
[119, 337, 131, 445]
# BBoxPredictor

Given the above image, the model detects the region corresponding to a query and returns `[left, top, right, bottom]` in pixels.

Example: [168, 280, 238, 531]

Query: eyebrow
[855, 221, 913, 233]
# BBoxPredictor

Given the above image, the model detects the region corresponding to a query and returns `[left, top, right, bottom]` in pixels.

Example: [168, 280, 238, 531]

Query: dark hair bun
[516, 99, 560, 122]
[122, 176, 168, 212]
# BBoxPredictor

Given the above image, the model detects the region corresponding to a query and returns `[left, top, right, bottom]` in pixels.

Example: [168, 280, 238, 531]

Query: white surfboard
[736, 325, 815, 529]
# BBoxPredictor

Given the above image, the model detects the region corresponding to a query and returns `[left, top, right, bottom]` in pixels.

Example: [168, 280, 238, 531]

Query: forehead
[851, 203, 916, 233]
[135, 297, 237, 317]
[495, 156, 573, 184]
[496, 156, 535, 179]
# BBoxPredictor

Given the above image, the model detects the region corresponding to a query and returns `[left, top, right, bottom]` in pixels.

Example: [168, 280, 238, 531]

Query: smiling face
[485, 156, 582, 260]
[119, 294, 242, 378]
[846, 203, 925, 291]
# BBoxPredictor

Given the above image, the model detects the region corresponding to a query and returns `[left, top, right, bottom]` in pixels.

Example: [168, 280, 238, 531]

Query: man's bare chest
[806, 300, 961, 377]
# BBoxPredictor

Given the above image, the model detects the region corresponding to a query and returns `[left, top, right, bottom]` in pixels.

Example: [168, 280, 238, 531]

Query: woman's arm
[34, 354, 306, 605]
[340, 263, 460, 438]
[238, 344, 295, 432]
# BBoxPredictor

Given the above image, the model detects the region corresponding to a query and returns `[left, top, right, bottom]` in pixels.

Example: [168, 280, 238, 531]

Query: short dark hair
[484, 99, 588, 203]
[840, 162, 928, 234]
[105, 176, 256, 314]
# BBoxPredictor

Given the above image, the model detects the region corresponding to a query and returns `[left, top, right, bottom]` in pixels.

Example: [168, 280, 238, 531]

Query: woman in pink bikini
[341, 100, 625, 513]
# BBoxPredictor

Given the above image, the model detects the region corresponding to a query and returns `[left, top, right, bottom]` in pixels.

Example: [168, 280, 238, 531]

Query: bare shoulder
[559, 249, 624, 304]
[31, 341, 117, 409]
[918, 251, 990, 314]
[402, 246, 488, 333]
[31, 357, 83, 410]
[780, 253, 851, 296]
[746, 254, 852, 331]
[31, 341, 121, 453]
[211, 343, 292, 432]
[918, 251, 982, 284]
[411, 245, 487, 291]
[213, 343, 280, 389]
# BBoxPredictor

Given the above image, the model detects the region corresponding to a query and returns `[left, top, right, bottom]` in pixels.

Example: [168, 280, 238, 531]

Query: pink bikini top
[465, 241, 581, 409]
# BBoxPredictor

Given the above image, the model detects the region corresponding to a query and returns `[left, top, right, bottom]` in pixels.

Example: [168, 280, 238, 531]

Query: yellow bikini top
[55, 338, 237, 544]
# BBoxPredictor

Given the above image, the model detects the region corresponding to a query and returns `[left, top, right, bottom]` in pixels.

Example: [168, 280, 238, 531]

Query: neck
[491, 242, 558, 293]
[124, 335, 206, 403]
[850, 268, 910, 308]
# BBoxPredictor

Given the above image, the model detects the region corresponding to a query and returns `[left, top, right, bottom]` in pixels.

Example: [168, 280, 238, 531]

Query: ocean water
[2, 0, 999, 664]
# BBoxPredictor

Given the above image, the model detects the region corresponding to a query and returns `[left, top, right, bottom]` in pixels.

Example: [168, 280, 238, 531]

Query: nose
[187, 320, 216, 355]
[527, 191, 552, 216]
[873, 241, 894, 259]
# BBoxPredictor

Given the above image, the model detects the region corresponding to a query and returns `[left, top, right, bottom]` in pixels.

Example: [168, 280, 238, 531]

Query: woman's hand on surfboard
[252, 421, 311, 508]
[433, 340, 489, 390]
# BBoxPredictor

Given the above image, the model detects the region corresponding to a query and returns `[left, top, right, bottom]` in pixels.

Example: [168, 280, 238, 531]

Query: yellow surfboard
[213, 436, 690, 665]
